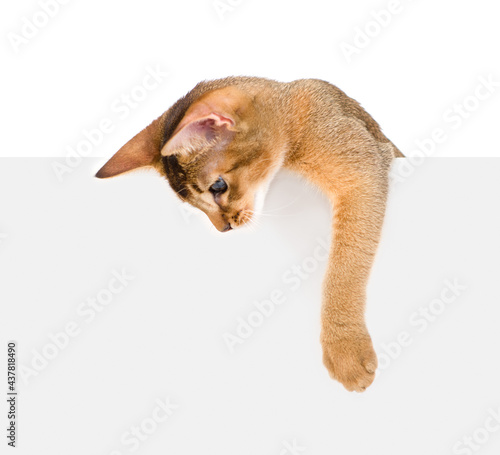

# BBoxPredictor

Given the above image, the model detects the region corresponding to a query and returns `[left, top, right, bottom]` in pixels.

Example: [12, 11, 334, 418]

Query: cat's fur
[96, 76, 403, 392]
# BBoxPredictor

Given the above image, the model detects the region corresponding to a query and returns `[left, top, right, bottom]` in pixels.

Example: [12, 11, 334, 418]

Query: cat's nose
[206, 212, 232, 232]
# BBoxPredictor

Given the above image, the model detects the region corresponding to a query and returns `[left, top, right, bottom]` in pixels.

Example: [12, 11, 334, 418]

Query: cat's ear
[95, 115, 164, 178]
[96, 86, 253, 177]
[160, 87, 251, 157]
[160, 112, 235, 157]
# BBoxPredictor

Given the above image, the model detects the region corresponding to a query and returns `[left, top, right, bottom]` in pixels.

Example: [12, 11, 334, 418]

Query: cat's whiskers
[246, 217, 259, 232]
[238, 209, 260, 232]
[246, 195, 302, 218]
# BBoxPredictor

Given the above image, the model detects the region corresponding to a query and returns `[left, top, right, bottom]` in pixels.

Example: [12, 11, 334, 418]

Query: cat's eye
[209, 177, 228, 194]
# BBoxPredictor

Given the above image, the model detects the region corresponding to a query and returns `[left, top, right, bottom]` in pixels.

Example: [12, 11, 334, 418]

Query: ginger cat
[96, 76, 403, 392]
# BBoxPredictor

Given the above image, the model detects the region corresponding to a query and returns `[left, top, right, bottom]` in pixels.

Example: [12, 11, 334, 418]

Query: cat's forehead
[161, 151, 221, 198]
[161, 134, 267, 204]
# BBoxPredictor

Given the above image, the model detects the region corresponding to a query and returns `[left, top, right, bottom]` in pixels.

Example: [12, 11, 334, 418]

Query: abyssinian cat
[96, 76, 404, 392]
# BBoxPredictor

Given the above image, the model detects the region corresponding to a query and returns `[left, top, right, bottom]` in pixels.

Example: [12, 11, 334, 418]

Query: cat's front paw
[321, 327, 377, 392]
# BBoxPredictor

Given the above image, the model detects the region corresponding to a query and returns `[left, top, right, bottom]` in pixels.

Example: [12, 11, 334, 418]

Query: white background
[1, 159, 500, 454]
[1, 0, 499, 160]
[2, 1, 500, 454]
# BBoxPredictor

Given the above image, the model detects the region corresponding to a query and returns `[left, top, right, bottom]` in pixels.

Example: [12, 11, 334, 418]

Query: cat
[96, 76, 404, 392]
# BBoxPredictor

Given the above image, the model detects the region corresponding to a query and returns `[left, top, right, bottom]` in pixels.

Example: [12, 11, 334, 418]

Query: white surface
[2, 1, 500, 452]
[1, 158, 500, 454]
[2, 0, 500, 160]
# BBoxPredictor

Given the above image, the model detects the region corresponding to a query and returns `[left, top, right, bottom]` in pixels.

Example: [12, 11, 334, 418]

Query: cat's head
[96, 84, 284, 232]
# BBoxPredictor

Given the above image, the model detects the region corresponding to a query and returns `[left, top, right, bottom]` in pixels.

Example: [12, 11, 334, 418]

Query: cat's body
[97, 76, 403, 392]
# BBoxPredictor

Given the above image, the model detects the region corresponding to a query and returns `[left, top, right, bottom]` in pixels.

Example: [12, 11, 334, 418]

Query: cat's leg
[321, 167, 389, 392]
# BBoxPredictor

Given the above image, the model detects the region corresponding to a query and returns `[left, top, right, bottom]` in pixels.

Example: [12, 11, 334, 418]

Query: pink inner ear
[209, 112, 234, 127]
[161, 112, 235, 156]
[192, 118, 219, 142]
